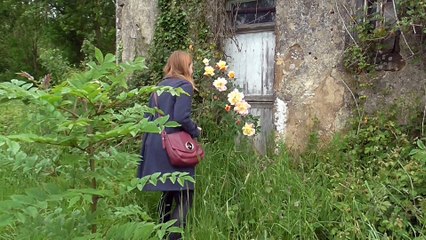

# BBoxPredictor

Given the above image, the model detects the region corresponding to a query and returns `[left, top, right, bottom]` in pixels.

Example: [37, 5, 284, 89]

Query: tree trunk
[116, 0, 159, 62]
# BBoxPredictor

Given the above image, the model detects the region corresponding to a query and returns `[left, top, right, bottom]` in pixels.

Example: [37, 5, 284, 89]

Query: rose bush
[193, 57, 260, 140]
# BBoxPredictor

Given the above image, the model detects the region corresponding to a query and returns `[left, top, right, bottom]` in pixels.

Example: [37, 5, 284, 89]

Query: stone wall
[274, 0, 352, 152]
[116, 0, 158, 62]
[115, 0, 426, 152]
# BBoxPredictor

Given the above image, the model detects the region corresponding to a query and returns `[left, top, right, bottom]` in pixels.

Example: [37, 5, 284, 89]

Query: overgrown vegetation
[0, 0, 116, 82]
[342, 0, 426, 73]
[0, 0, 425, 239]
[0, 50, 194, 238]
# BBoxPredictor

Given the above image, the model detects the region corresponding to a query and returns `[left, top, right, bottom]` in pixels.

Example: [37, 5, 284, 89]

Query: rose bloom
[202, 58, 210, 66]
[225, 104, 231, 112]
[242, 123, 256, 136]
[234, 100, 251, 115]
[216, 60, 228, 71]
[213, 77, 228, 92]
[204, 66, 215, 77]
[227, 89, 244, 105]
[227, 71, 236, 79]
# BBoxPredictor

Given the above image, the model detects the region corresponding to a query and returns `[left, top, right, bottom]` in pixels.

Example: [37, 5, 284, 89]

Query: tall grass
[188, 137, 333, 239]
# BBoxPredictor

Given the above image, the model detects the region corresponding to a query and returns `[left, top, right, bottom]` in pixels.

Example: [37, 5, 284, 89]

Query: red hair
[163, 51, 195, 89]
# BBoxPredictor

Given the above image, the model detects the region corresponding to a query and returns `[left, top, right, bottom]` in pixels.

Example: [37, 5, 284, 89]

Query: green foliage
[302, 112, 425, 239]
[398, 0, 426, 34]
[0, 49, 194, 238]
[142, 0, 192, 86]
[343, 0, 426, 74]
[139, 0, 215, 87]
[343, 45, 373, 74]
[0, 0, 116, 82]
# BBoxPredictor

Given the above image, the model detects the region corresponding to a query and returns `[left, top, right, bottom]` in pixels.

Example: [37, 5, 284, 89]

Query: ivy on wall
[138, 0, 215, 87]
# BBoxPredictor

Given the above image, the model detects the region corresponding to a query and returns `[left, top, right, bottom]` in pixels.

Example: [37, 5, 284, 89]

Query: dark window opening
[227, 0, 276, 27]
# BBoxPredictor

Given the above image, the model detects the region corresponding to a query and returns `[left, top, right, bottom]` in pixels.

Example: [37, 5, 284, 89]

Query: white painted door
[225, 30, 275, 153]
[225, 31, 275, 100]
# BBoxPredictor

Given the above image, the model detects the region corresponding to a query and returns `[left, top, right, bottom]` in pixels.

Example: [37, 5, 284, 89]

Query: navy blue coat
[138, 78, 200, 191]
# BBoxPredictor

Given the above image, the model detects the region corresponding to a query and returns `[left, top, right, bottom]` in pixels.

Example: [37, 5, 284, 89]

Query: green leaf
[149, 172, 162, 186]
[16, 212, 26, 223]
[131, 178, 138, 187]
[95, 47, 104, 64]
[177, 178, 184, 187]
[417, 140, 425, 150]
[154, 115, 170, 126]
[169, 175, 177, 184]
[69, 196, 81, 208]
[7, 140, 20, 155]
[159, 173, 171, 183]
[164, 121, 180, 128]
[0, 214, 14, 228]
[134, 222, 156, 239]
[23, 206, 38, 218]
[104, 53, 116, 63]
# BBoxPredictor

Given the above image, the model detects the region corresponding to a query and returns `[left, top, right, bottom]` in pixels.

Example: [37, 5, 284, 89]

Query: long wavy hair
[163, 51, 196, 89]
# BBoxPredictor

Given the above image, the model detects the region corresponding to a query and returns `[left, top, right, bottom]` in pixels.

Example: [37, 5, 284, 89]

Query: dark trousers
[159, 190, 194, 240]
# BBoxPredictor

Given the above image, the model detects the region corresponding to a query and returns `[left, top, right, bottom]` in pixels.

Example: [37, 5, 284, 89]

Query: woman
[138, 51, 201, 240]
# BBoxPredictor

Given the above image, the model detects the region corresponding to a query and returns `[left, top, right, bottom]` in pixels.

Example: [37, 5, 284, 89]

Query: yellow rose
[202, 58, 210, 66]
[242, 123, 256, 136]
[234, 100, 251, 115]
[213, 77, 228, 92]
[227, 71, 236, 79]
[216, 60, 228, 71]
[204, 66, 215, 77]
[227, 89, 244, 105]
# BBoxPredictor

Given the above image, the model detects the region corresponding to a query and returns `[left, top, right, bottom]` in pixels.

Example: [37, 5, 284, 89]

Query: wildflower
[202, 58, 210, 66]
[225, 104, 231, 112]
[242, 123, 256, 136]
[228, 71, 236, 79]
[204, 66, 215, 77]
[234, 100, 251, 115]
[213, 77, 228, 92]
[216, 60, 228, 71]
[227, 89, 244, 105]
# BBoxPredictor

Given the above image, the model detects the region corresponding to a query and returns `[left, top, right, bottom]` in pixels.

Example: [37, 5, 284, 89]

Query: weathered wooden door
[224, 0, 276, 153]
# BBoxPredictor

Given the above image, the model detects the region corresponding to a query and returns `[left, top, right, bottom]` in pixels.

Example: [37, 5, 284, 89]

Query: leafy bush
[305, 113, 425, 239]
[0, 49, 193, 239]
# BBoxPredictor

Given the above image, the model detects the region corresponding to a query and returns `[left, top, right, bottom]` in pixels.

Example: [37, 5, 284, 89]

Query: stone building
[117, 0, 425, 153]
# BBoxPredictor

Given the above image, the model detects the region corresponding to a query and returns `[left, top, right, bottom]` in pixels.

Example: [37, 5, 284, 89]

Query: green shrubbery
[187, 110, 425, 239]
[0, 50, 195, 239]
[307, 113, 425, 239]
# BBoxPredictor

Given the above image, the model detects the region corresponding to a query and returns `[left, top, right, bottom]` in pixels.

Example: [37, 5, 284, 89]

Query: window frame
[226, 0, 276, 32]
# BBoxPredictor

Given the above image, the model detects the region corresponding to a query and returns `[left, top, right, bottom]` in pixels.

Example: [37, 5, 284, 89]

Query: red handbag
[161, 130, 204, 167]
[153, 93, 204, 167]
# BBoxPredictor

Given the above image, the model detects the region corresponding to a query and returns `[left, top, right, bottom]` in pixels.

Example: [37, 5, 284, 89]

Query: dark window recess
[228, 0, 276, 26]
